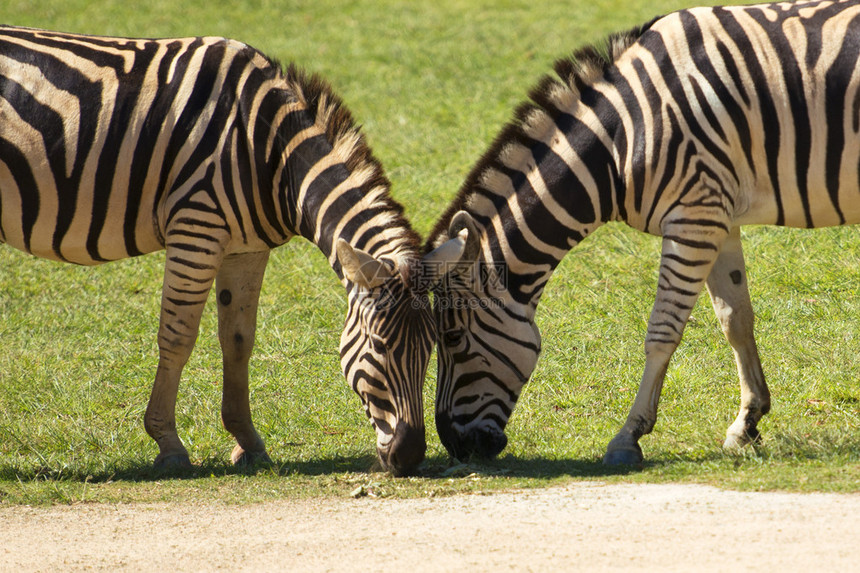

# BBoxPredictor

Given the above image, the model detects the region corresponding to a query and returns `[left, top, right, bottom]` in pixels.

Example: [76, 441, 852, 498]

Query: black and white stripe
[426, 0, 860, 464]
[0, 26, 433, 475]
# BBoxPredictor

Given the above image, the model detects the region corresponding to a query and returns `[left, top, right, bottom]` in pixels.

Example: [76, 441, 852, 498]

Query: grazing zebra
[0, 26, 434, 475]
[426, 0, 860, 465]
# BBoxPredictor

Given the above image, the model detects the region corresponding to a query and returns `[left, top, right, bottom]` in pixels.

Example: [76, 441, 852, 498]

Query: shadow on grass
[6, 428, 859, 486]
[415, 449, 743, 480]
[0, 454, 380, 485]
[0, 450, 733, 485]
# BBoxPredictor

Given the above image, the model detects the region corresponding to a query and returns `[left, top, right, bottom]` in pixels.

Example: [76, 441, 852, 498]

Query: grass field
[1, 0, 859, 505]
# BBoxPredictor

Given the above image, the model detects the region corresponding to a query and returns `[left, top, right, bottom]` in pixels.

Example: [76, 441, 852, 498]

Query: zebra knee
[720, 307, 754, 348]
[156, 329, 198, 366]
[220, 329, 254, 364]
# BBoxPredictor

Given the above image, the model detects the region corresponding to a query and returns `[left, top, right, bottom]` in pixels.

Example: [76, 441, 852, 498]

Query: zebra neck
[248, 64, 419, 284]
[468, 210, 605, 315]
[277, 133, 418, 283]
[466, 116, 622, 310]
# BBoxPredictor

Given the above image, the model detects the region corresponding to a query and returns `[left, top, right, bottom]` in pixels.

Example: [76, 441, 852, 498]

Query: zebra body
[426, 0, 860, 464]
[0, 26, 433, 475]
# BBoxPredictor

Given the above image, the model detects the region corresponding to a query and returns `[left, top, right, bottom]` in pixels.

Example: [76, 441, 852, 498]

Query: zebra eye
[442, 329, 465, 347]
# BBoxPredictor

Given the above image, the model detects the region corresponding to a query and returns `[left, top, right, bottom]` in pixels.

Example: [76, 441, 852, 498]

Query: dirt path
[2, 482, 858, 571]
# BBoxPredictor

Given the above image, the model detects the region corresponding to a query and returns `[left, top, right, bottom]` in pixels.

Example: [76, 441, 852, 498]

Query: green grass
[1, 0, 859, 505]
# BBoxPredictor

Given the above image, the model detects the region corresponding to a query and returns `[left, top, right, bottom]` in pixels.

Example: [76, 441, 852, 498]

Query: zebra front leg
[604, 229, 724, 465]
[216, 251, 271, 466]
[145, 243, 222, 468]
[705, 227, 770, 450]
[602, 344, 672, 465]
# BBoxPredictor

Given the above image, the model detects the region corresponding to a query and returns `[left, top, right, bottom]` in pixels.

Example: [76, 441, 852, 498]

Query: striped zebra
[426, 0, 860, 465]
[0, 26, 434, 475]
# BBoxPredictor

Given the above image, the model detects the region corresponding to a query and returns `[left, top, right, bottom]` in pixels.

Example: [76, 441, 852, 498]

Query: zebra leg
[603, 229, 725, 465]
[145, 243, 223, 468]
[216, 251, 272, 466]
[704, 228, 770, 450]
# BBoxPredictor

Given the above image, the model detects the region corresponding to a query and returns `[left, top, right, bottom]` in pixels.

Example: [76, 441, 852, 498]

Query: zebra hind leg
[216, 251, 272, 466]
[705, 228, 770, 450]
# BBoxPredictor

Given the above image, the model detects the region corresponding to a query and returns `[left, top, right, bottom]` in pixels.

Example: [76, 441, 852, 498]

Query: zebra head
[336, 240, 434, 476]
[427, 212, 542, 461]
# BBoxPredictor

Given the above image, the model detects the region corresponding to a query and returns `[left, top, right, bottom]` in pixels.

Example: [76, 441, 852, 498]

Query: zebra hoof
[602, 444, 644, 466]
[723, 427, 760, 451]
[231, 445, 272, 466]
[722, 434, 746, 450]
[153, 452, 193, 470]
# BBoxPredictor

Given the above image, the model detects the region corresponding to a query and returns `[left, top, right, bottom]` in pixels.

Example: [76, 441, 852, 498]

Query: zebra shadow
[3, 442, 833, 488]
[0, 453, 639, 489]
[413, 449, 758, 479]
[0, 454, 384, 485]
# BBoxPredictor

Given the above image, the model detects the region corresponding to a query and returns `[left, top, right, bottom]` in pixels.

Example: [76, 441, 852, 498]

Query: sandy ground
[1, 482, 858, 572]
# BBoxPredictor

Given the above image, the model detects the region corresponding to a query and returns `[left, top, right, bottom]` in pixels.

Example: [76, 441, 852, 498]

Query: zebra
[0, 25, 435, 476]
[425, 0, 860, 465]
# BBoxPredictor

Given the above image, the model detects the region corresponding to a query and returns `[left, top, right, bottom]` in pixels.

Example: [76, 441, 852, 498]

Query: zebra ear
[336, 239, 394, 289]
[423, 234, 467, 266]
[421, 211, 481, 284]
[448, 210, 481, 264]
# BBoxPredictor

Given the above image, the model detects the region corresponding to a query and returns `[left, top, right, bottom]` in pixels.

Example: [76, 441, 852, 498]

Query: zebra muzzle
[378, 421, 426, 477]
[435, 412, 508, 461]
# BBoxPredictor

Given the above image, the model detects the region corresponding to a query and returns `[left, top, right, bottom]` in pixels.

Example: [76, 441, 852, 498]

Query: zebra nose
[380, 421, 425, 476]
[466, 425, 508, 459]
[436, 411, 508, 461]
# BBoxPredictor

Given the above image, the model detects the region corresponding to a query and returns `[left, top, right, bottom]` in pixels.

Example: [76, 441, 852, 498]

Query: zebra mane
[553, 20, 656, 97]
[425, 20, 656, 252]
[271, 60, 422, 256]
